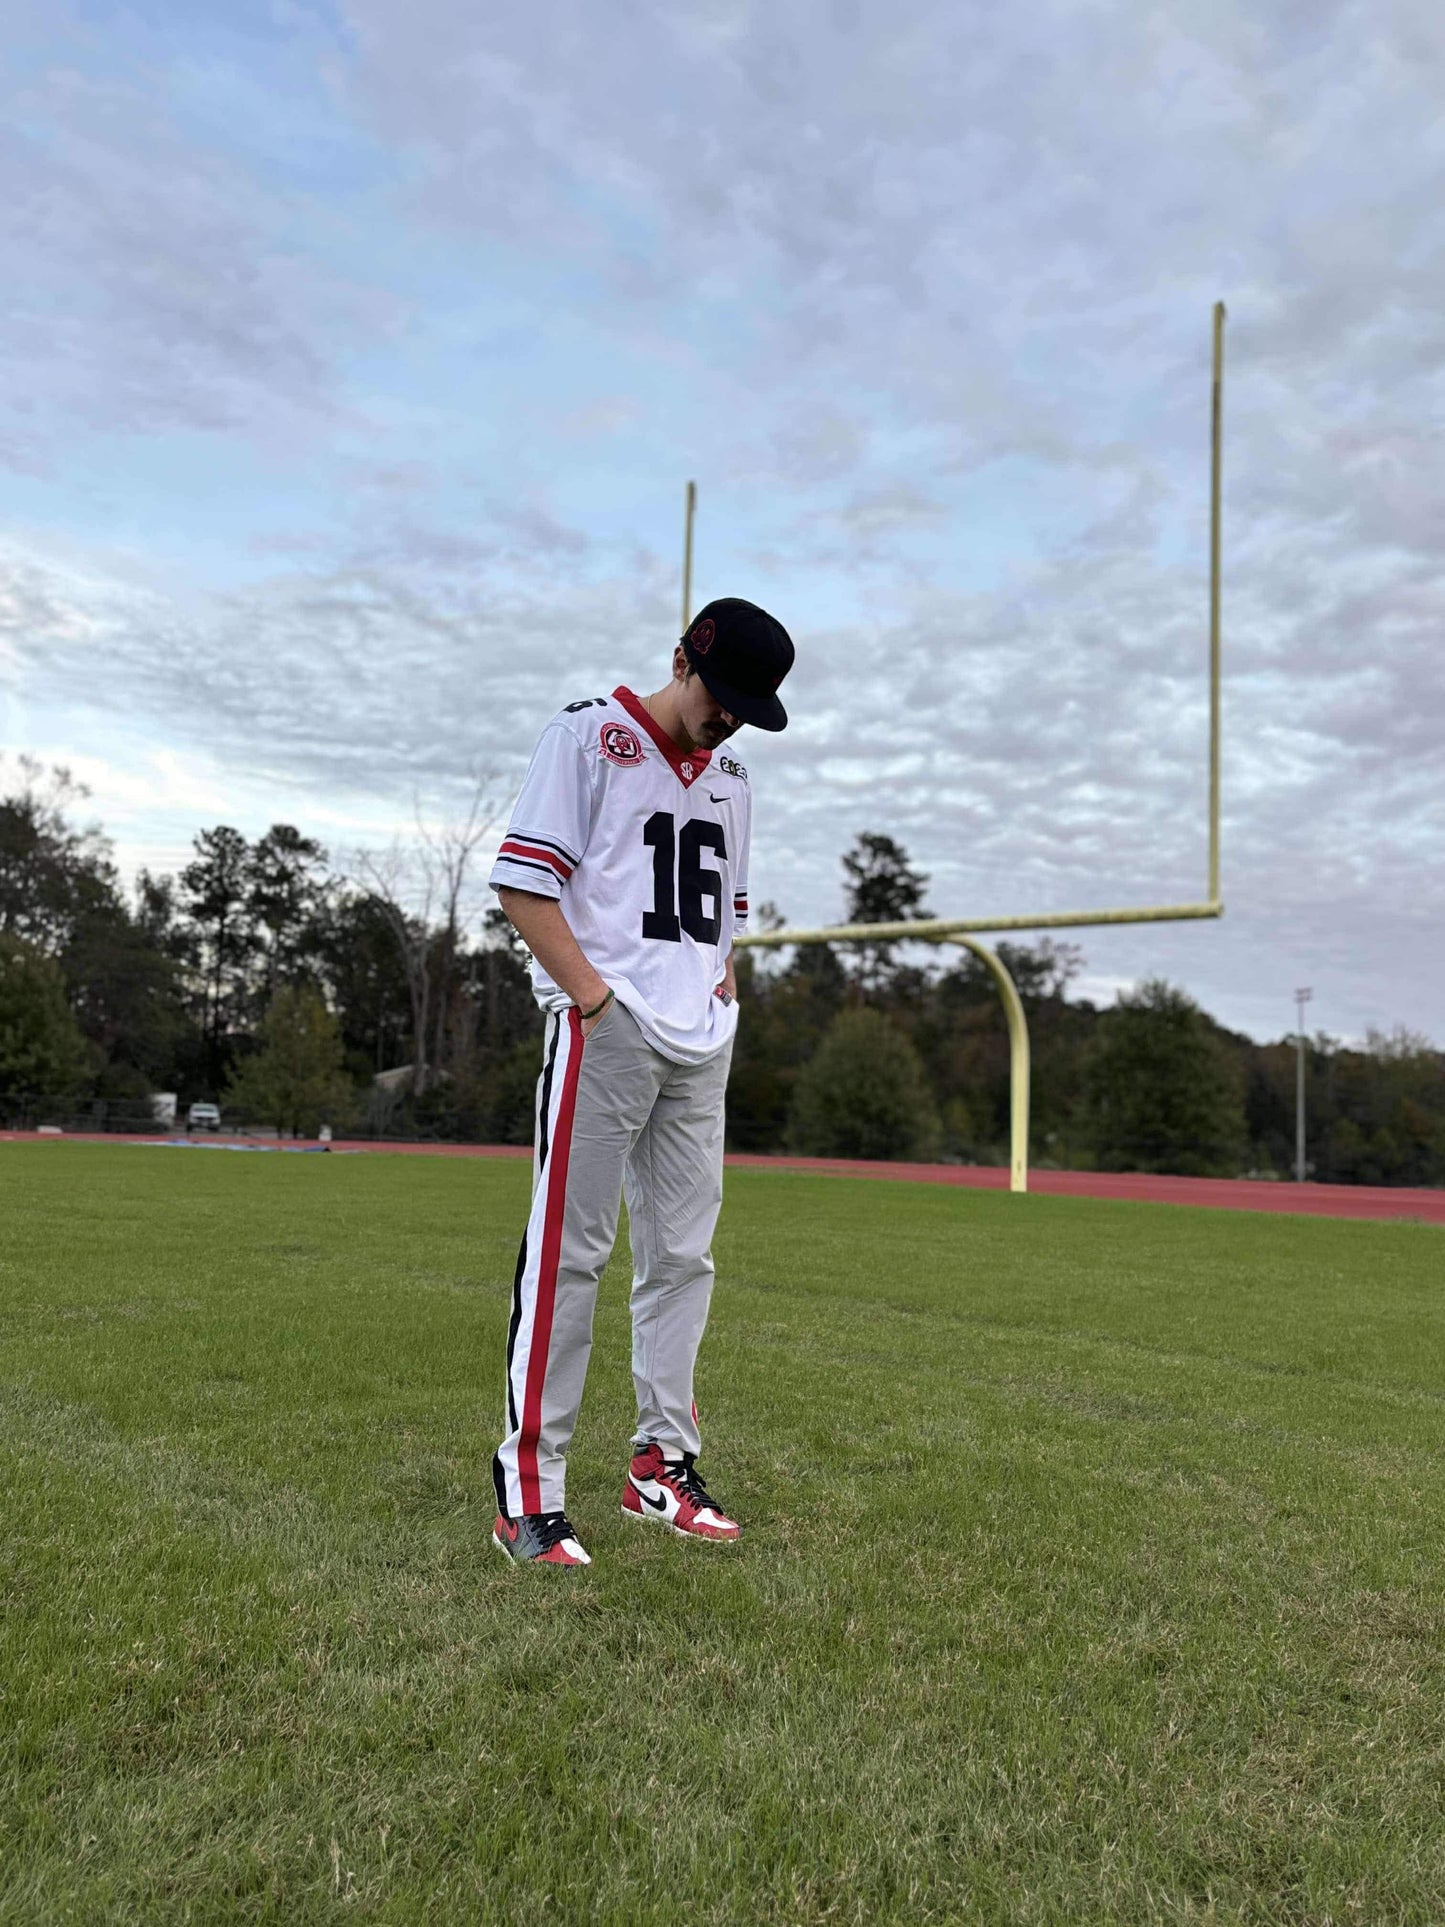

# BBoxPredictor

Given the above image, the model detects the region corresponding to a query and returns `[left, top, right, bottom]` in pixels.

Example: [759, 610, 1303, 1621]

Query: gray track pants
[493, 999, 733, 1518]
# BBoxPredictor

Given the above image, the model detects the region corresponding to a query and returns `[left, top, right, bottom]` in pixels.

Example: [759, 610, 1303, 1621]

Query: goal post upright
[1209, 300, 1225, 909]
[682, 480, 697, 632]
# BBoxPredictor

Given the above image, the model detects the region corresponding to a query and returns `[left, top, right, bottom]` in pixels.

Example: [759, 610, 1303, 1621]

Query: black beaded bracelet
[578, 988, 614, 1021]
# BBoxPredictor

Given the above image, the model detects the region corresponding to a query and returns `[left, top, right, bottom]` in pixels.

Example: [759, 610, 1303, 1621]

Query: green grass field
[3, 1144, 1444, 1924]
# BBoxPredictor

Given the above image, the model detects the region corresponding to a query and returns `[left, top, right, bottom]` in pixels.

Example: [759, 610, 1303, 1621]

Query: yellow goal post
[691, 302, 1228, 1192]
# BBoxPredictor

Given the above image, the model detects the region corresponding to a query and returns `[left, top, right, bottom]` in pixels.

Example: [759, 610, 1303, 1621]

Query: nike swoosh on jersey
[709, 793, 730, 804]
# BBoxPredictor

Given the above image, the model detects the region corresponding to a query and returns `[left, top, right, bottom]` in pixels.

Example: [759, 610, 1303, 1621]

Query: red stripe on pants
[517, 1008, 584, 1515]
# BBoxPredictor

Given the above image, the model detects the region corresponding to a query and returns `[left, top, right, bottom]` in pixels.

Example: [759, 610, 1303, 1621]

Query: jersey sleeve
[489, 722, 592, 901]
[731, 786, 751, 936]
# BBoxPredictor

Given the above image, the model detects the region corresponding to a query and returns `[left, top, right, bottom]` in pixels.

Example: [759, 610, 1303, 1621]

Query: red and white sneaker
[621, 1442, 741, 1542]
[492, 1511, 591, 1566]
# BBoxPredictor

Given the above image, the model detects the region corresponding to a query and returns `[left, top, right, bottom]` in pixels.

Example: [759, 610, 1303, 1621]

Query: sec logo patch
[599, 721, 645, 767]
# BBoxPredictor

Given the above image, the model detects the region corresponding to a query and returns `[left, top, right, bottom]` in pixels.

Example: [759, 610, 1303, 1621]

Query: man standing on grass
[488, 599, 796, 1567]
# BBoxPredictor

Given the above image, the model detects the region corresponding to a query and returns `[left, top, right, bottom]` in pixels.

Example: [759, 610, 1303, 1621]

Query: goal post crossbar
[733, 898, 1221, 951]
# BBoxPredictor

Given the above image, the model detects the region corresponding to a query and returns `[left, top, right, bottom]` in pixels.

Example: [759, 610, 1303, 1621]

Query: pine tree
[840, 833, 932, 992]
[181, 826, 256, 1085]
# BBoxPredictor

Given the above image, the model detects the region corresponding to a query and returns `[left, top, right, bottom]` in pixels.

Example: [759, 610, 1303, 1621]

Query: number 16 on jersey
[641, 811, 727, 945]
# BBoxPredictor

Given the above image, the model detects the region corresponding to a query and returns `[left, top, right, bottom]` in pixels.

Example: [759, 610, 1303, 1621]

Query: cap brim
[695, 664, 788, 732]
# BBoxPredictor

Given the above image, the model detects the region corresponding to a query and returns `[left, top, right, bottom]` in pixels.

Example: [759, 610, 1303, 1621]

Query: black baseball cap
[681, 597, 795, 733]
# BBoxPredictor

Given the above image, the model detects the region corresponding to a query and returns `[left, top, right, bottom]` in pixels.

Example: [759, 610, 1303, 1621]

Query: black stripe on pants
[495, 1014, 563, 1512]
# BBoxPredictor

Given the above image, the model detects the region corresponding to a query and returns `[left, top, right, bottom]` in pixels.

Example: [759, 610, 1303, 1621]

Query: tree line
[0, 762, 539, 1142]
[1, 767, 1441, 1185]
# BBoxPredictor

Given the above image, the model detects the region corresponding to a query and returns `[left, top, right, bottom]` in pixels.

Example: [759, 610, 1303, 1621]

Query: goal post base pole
[952, 936, 1030, 1195]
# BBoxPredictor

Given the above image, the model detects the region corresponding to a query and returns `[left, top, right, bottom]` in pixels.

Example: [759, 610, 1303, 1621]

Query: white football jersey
[489, 686, 752, 1064]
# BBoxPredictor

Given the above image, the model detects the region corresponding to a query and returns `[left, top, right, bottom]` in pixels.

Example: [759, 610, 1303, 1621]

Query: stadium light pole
[1294, 987, 1313, 1183]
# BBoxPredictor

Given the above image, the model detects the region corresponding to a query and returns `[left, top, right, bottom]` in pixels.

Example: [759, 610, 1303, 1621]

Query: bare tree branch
[348, 776, 502, 1098]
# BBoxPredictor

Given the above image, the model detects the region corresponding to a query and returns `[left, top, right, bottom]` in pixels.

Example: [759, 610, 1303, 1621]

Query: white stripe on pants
[492, 999, 732, 1518]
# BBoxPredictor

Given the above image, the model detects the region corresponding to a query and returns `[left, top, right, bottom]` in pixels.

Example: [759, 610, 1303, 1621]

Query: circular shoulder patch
[599, 721, 646, 767]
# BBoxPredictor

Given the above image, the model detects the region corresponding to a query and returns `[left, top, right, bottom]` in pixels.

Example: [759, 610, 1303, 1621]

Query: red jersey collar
[612, 687, 712, 788]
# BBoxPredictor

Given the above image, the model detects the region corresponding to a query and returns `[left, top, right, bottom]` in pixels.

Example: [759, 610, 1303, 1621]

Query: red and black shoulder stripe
[497, 830, 579, 884]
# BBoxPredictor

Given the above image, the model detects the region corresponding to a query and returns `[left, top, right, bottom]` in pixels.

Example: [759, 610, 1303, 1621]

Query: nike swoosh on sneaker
[640, 1488, 669, 1513]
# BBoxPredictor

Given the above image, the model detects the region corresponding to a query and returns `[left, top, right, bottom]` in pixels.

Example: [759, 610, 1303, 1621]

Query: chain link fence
[0, 1095, 284, 1138]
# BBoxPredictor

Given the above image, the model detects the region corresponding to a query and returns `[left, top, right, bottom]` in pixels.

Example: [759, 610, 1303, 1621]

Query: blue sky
[3, 0, 1443, 1042]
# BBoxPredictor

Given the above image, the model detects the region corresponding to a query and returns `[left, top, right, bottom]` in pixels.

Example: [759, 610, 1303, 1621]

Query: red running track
[730, 1155, 1445, 1224]
[4, 1132, 1442, 1224]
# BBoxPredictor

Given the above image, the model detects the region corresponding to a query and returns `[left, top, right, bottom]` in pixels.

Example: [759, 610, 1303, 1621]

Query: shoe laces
[667, 1454, 718, 1511]
[532, 1510, 581, 1552]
